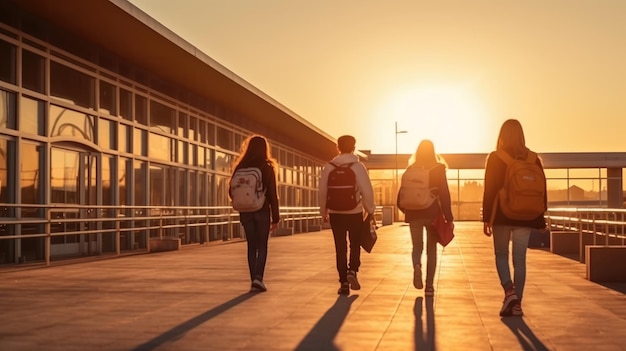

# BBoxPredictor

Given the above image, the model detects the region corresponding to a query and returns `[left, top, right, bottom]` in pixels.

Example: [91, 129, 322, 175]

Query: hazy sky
[128, 0, 625, 154]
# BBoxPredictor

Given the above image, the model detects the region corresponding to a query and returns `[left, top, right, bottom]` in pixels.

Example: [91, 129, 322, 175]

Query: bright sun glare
[384, 85, 490, 154]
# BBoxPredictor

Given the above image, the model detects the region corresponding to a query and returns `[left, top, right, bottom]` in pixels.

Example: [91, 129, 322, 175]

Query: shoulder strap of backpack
[525, 151, 538, 163]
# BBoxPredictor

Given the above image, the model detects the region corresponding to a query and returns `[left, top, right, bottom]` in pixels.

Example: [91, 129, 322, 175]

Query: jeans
[240, 208, 271, 281]
[492, 225, 531, 300]
[408, 219, 438, 287]
[329, 213, 363, 283]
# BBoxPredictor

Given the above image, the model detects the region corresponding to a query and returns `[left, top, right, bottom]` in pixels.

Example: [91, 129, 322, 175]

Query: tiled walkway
[1, 222, 625, 351]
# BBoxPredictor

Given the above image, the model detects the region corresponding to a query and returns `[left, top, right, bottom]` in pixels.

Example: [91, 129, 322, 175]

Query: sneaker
[512, 302, 523, 316]
[499, 285, 519, 317]
[347, 270, 361, 290]
[425, 286, 435, 297]
[413, 265, 423, 289]
[252, 279, 267, 292]
[338, 282, 349, 295]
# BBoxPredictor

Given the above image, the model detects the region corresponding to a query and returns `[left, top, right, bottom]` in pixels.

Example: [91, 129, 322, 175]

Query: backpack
[398, 165, 437, 210]
[496, 150, 547, 220]
[230, 167, 266, 212]
[326, 162, 359, 211]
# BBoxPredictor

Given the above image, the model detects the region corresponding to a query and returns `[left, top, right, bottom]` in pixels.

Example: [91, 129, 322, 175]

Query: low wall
[149, 238, 181, 252]
[586, 245, 626, 282]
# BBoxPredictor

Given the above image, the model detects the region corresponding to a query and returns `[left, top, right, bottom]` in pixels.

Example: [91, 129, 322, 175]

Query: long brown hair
[408, 139, 447, 168]
[496, 119, 528, 159]
[232, 135, 277, 171]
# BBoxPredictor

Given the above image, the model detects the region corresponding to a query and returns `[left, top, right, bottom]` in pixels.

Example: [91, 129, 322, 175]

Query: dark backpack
[326, 162, 358, 211]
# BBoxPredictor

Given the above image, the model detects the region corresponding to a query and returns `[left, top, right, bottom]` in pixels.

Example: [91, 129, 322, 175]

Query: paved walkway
[1, 222, 625, 351]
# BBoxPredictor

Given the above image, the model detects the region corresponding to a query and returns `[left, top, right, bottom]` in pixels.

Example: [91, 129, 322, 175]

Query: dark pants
[329, 212, 362, 283]
[240, 208, 271, 281]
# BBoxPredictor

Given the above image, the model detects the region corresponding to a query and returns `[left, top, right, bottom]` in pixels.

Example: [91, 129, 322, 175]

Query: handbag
[360, 213, 377, 253]
[432, 198, 454, 247]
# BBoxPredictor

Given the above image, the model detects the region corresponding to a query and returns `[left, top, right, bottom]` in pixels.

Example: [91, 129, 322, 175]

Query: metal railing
[0, 204, 325, 266]
[546, 207, 626, 246]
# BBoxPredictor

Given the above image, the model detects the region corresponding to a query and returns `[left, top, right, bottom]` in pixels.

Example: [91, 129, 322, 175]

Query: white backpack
[230, 167, 266, 212]
[398, 165, 437, 210]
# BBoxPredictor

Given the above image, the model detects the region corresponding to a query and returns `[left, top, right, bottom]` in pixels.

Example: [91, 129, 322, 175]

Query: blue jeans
[492, 225, 531, 300]
[409, 219, 438, 287]
[329, 213, 362, 283]
[240, 208, 271, 281]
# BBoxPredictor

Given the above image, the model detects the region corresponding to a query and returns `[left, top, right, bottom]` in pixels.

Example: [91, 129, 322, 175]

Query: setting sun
[383, 84, 492, 155]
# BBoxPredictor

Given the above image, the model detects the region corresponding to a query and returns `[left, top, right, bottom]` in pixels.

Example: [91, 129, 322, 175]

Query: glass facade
[0, 16, 325, 265]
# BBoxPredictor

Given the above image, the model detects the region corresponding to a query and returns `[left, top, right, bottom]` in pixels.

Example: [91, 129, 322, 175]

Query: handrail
[546, 208, 626, 247]
[0, 203, 326, 266]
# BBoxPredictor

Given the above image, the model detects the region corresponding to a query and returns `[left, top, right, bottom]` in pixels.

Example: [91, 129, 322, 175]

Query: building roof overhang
[10, 0, 338, 161]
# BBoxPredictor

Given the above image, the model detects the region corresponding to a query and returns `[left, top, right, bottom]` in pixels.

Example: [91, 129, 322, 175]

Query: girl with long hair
[482, 119, 547, 317]
[230, 135, 280, 292]
[397, 139, 453, 297]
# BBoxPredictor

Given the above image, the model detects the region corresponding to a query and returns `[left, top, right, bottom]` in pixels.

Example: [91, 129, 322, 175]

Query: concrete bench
[274, 227, 294, 236]
[149, 238, 181, 252]
[586, 245, 626, 282]
[550, 231, 579, 255]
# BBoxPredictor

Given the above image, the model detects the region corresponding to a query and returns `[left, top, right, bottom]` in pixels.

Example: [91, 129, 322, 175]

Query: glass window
[135, 94, 147, 125]
[50, 148, 78, 204]
[148, 132, 171, 161]
[50, 61, 95, 109]
[134, 128, 145, 156]
[149, 164, 164, 206]
[216, 126, 231, 150]
[98, 118, 115, 150]
[545, 168, 567, 178]
[0, 90, 17, 130]
[118, 157, 130, 206]
[0, 39, 16, 84]
[102, 155, 114, 206]
[133, 160, 146, 206]
[197, 146, 205, 167]
[177, 140, 186, 164]
[207, 122, 215, 145]
[189, 116, 197, 141]
[119, 89, 132, 121]
[22, 50, 45, 93]
[19, 96, 45, 135]
[198, 120, 207, 143]
[569, 168, 600, 179]
[215, 150, 232, 173]
[49, 105, 95, 142]
[119, 123, 130, 153]
[99, 81, 117, 115]
[150, 100, 175, 134]
[0, 138, 16, 213]
[178, 113, 187, 138]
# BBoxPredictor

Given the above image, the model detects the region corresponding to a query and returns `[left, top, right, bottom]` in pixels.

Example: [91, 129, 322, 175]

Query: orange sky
[128, 0, 626, 155]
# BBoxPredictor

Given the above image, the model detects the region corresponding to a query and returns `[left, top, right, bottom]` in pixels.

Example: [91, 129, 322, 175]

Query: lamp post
[394, 121, 407, 207]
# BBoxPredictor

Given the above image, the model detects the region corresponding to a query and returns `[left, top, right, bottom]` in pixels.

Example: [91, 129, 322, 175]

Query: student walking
[229, 135, 280, 293]
[397, 139, 453, 297]
[319, 135, 376, 295]
[482, 119, 547, 317]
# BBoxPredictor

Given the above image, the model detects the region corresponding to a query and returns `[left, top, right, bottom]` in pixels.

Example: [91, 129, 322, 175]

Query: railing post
[45, 207, 51, 266]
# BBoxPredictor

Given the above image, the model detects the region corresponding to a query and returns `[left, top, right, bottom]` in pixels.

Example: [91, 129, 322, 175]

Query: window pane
[134, 128, 145, 156]
[102, 155, 114, 206]
[0, 39, 16, 84]
[0, 138, 15, 211]
[120, 89, 132, 121]
[21, 142, 44, 204]
[148, 132, 171, 161]
[99, 81, 116, 115]
[19, 96, 44, 135]
[22, 50, 45, 93]
[49, 105, 95, 142]
[50, 148, 78, 204]
[150, 100, 175, 134]
[119, 124, 130, 153]
[216, 126, 231, 150]
[98, 118, 115, 150]
[135, 95, 147, 125]
[0, 90, 16, 129]
[50, 61, 95, 109]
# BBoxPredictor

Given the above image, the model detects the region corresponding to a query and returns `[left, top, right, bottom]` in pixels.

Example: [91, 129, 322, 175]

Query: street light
[394, 121, 407, 203]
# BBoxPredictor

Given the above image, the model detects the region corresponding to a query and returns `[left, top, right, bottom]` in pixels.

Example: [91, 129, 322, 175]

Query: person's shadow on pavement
[501, 316, 550, 351]
[414, 296, 436, 351]
[295, 294, 359, 351]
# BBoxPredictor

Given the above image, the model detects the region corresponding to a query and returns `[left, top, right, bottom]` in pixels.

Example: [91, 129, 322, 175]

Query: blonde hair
[408, 139, 447, 168]
[496, 119, 528, 158]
